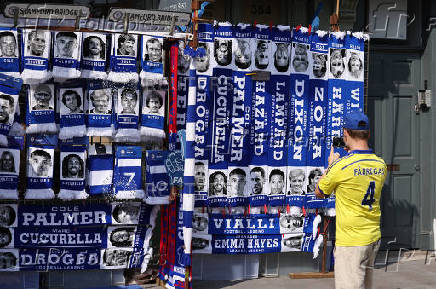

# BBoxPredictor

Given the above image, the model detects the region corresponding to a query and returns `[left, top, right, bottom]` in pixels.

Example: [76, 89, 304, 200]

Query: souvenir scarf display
[140, 80, 167, 141]
[87, 143, 113, 195]
[140, 35, 164, 84]
[57, 83, 86, 139]
[114, 82, 141, 143]
[58, 144, 87, 200]
[25, 83, 57, 134]
[112, 146, 145, 199]
[344, 32, 365, 113]
[52, 31, 82, 79]
[108, 33, 139, 83]
[144, 150, 170, 205]
[267, 25, 291, 207]
[0, 73, 22, 146]
[86, 80, 114, 136]
[25, 145, 55, 199]
[81, 32, 108, 79]
[248, 24, 272, 208]
[0, 27, 20, 78]
[20, 29, 52, 83]
[307, 31, 329, 195]
[0, 139, 22, 199]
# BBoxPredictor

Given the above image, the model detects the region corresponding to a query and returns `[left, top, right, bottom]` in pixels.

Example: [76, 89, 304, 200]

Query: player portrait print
[143, 89, 165, 116]
[0, 149, 19, 175]
[330, 48, 346, 79]
[307, 168, 323, 193]
[0, 205, 17, 227]
[249, 166, 266, 196]
[0, 227, 13, 248]
[112, 203, 141, 225]
[118, 87, 139, 115]
[88, 88, 112, 114]
[347, 51, 364, 80]
[208, 171, 227, 197]
[268, 169, 285, 195]
[101, 248, 133, 268]
[192, 210, 208, 235]
[228, 168, 247, 197]
[24, 30, 49, 58]
[281, 234, 303, 252]
[274, 42, 290, 72]
[30, 84, 54, 112]
[0, 94, 15, 125]
[254, 40, 270, 69]
[0, 31, 18, 58]
[27, 147, 53, 178]
[312, 52, 327, 79]
[279, 214, 304, 234]
[54, 31, 79, 59]
[116, 34, 137, 57]
[291, 42, 309, 73]
[234, 39, 252, 70]
[214, 38, 232, 66]
[83, 34, 106, 61]
[60, 88, 84, 114]
[107, 226, 136, 248]
[143, 37, 163, 63]
[61, 152, 84, 179]
[0, 249, 19, 271]
[193, 42, 211, 73]
[287, 168, 306, 195]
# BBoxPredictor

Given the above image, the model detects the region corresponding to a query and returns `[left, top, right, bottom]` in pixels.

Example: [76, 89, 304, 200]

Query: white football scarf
[87, 144, 114, 195]
[58, 145, 87, 200]
[0, 73, 22, 146]
[114, 82, 141, 142]
[113, 146, 145, 199]
[25, 145, 55, 199]
[52, 31, 82, 79]
[140, 81, 167, 141]
[0, 28, 20, 78]
[108, 33, 139, 83]
[86, 80, 114, 136]
[81, 32, 108, 80]
[58, 84, 87, 139]
[25, 83, 57, 134]
[21, 29, 52, 83]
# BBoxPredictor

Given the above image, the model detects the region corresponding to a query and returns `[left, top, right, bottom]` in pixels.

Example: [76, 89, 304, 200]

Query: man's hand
[328, 145, 340, 166]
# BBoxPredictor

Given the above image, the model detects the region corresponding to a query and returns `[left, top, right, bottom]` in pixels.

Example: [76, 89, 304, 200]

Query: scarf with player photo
[112, 146, 145, 199]
[144, 150, 170, 205]
[86, 80, 114, 136]
[114, 82, 141, 142]
[0, 73, 22, 146]
[25, 83, 57, 135]
[57, 83, 86, 139]
[81, 32, 108, 80]
[58, 144, 87, 200]
[25, 144, 55, 199]
[267, 25, 291, 207]
[52, 31, 82, 79]
[140, 35, 164, 84]
[108, 33, 139, 83]
[307, 31, 329, 194]
[140, 80, 167, 141]
[326, 32, 348, 164]
[0, 28, 20, 78]
[20, 29, 51, 83]
[344, 32, 365, 113]
[87, 143, 113, 195]
[287, 27, 311, 208]
[247, 24, 272, 208]
[0, 137, 23, 199]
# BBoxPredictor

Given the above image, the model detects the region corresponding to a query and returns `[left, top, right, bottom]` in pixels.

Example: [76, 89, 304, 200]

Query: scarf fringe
[58, 189, 88, 200]
[25, 188, 54, 199]
[52, 67, 81, 80]
[114, 129, 141, 143]
[59, 125, 87, 139]
[81, 70, 108, 80]
[26, 123, 58, 134]
[115, 189, 145, 200]
[21, 70, 52, 84]
[107, 72, 139, 83]
[0, 189, 18, 199]
[86, 126, 114, 137]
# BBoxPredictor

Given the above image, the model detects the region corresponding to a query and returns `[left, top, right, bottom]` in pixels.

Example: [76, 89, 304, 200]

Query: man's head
[121, 88, 138, 114]
[84, 36, 105, 59]
[110, 228, 132, 245]
[330, 48, 345, 78]
[30, 149, 52, 177]
[234, 39, 252, 69]
[90, 89, 111, 114]
[28, 31, 46, 56]
[229, 168, 246, 197]
[33, 84, 52, 109]
[113, 204, 140, 224]
[0, 205, 15, 226]
[194, 162, 205, 191]
[250, 167, 265, 195]
[145, 90, 163, 114]
[312, 53, 327, 78]
[269, 169, 285, 194]
[0, 32, 16, 57]
[274, 43, 290, 72]
[0, 94, 13, 124]
[289, 169, 305, 194]
[146, 38, 162, 62]
[0, 227, 12, 247]
[0, 252, 16, 269]
[193, 43, 210, 72]
[210, 171, 226, 195]
[343, 111, 370, 149]
[0, 151, 15, 173]
[62, 154, 83, 178]
[55, 32, 78, 58]
[118, 34, 135, 56]
[348, 52, 363, 79]
[255, 40, 269, 69]
[214, 39, 232, 66]
[62, 90, 82, 112]
[292, 43, 308, 72]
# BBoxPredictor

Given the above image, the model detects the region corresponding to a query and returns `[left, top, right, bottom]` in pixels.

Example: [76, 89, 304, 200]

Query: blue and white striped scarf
[144, 150, 170, 205]
[114, 82, 141, 142]
[113, 146, 144, 199]
[87, 144, 113, 195]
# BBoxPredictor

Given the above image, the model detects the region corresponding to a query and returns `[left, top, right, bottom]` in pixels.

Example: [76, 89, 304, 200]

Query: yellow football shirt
[318, 150, 387, 246]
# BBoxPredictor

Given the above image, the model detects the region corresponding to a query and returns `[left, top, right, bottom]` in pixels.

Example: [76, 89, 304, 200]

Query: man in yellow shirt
[316, 111, 387, 289]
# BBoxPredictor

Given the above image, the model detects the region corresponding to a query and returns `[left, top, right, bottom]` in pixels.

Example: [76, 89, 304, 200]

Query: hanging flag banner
[87, 143, 113, 195]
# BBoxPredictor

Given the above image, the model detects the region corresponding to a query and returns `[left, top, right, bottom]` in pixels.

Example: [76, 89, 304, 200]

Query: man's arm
[315, 146, 340, 199]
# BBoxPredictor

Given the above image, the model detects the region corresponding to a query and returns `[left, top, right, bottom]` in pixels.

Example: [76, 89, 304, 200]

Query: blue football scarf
[81, 32, 108, 80]
[21, 29, 51, 83]
[52, 31, 82, 79]
[140, 81, 167, 141]
[327, 32, 347, 164]
[25, 145, 55, 199]
[144, 150, 170, 205]
[114, 82, 141, 142]
[113, 146, 145, 199]
[248, 24, 272, 207]
[344, 32, 365, 113]
[108, 33, 139, 83]
[140, 35, 164, 84]
[25, 83, 57, 134]
[58, 144, 87, 200]
[86, 80, 114, 136]
[0, 142, 21, 199]
[176, 40, 190, 133]
[267, 25, 291, 207]
[307, 31, 329, 192]
[57, 83, 87, 139]
[287, 28, 311, 207]
[208, 22, 233, 208]
[0, 73, 22, 146]
[227, 24, 254, 207]
[0, 28, 20, 78]
[323, 193, 336, 217]
[87, 143, 113, 195]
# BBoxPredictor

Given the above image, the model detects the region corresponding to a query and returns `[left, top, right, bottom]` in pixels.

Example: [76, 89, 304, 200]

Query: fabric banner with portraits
[140, 35, 164, 82]
[108, 33, 139, 83]
[0, 27, 20, 78]
[86, 80, 114, 136]
[26, 83, 57, 134]
[58, 145, 87, 200]
[21, 29, 52, 83]
[52, 31, 82, 79]
[25, 145, 55, 199]
[0, 73, 22, 146]
[81, 32, 108, 79]
[57, 83, 87, 139]
[114, 82, 141, 142]
[0, 145, 21, 199]
[140, 81, 167, 141]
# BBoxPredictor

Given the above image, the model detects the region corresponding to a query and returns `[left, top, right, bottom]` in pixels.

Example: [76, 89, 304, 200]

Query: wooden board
[289, 272, 334, 279]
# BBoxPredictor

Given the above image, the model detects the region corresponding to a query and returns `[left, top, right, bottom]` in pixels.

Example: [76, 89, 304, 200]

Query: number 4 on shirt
[362, 181, 376, 210]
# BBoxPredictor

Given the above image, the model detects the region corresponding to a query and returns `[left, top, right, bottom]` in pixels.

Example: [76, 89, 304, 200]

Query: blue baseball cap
[343, 111, 370, 130]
